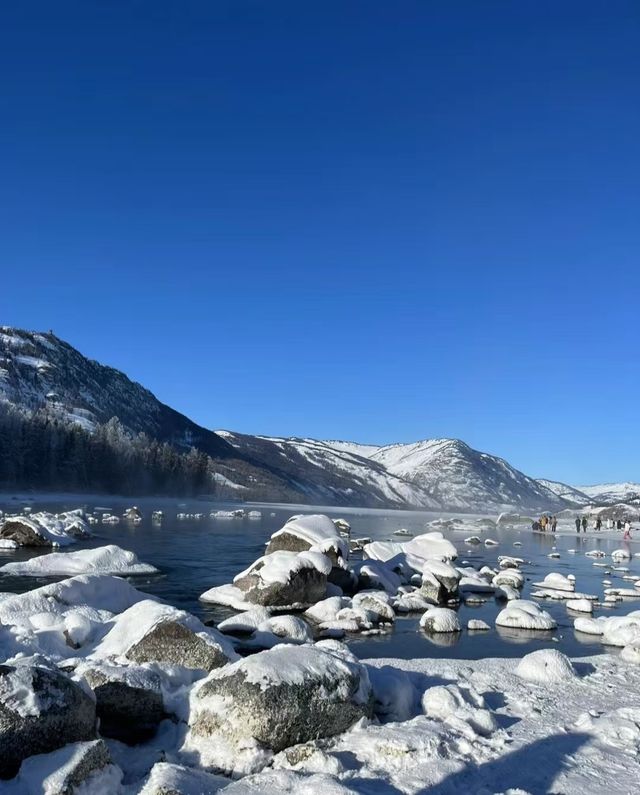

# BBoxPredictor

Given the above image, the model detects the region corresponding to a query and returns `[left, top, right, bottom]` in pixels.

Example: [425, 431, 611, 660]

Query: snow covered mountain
[536, 479, 592, 506]
[220, 433, 571, 512]
[574, 482, 640, 506]
[0, 325, 598, 511]
[0, 327, 233, 459]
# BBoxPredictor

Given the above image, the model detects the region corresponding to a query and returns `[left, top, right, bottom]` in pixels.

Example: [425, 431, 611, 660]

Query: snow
[234, 550, 332, 586]
[566, 598, 594, 613]
[419, 607, 461, 633]
[138, 762, 229, 794]
[273, 514, 348, 555]
[0, 662, 70, 718]
[0, 545, 158, 577]
[495, 600, 557, 630]
[0, 510, 91, 547]
[515, 649, 577, 683]
[532, 572, 575, 592]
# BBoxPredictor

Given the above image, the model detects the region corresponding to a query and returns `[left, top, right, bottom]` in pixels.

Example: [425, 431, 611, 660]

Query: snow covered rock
[515, 649, 577, 684]
[0, 511, 90, 548]
[422, 684, 497, 737]
[0, 664, 97, 779]
[467, 619, 490, 631]
[266, 515, 348, 564]
[76, 662, 165, 744]
[13, 739, 120, 795]
[566, 598, 593, 613]
[419, 607, 461, 633]
[601, 614, 640, 647]
[218, 610, 314, 650]
[492, 569, 525, 589]
[574, 616, 607, 635]
[621, 643, 640, 664]
[138, 762, 229, 794]
[0, 544, 158, 577]
[612, 548, 632, 560]
[532, 573, 575, 592]
[353, 559, 401, 595]
[495, 600, 557, 631]
[404, 532, 457, 567]
[422, 560, 461, 600]
[91, 600, 237, 671]
[233, 551, 331, 607]
[367, 665, 417, 722]
[184, 642, 373, 775]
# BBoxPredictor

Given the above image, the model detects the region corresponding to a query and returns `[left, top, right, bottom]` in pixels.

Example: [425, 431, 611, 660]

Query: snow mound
[515, 649, 577, 683]
[404, 532, 458, 566]
[495, 600, 557, 631]
[419, 607, 461, 633]
[0, 544, 158, 577]
[566, 598, 593, 613]
[234, 550, 332, 586]
[532, 573, 575, 592]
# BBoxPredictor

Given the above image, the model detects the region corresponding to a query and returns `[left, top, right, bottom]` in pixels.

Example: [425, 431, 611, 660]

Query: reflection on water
[0, 496, 638, 660]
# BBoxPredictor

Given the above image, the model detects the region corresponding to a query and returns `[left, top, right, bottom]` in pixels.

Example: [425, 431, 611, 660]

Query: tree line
[0, 402, 214, 496]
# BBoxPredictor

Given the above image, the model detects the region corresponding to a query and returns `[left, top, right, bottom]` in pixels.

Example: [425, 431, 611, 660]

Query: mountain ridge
[0, 325, 613, 512]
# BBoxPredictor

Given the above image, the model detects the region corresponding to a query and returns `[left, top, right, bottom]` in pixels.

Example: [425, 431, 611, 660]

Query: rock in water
[233, 551, 331, 607]
[0, 664, 97, 778]
[185, 641, 372, 775]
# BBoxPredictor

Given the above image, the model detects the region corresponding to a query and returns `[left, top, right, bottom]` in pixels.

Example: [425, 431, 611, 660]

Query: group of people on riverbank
[532, 514, 634, 539]
[532, 515, 558, 532]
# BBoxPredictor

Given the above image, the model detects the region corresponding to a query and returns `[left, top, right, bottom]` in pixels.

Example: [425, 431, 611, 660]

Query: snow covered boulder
[0, 544, 158, 577]
[404, 532, 457, 568]
[367, 665, 417, 722]
[266, 515, 348, 564]
[0, 664, 97, 779]
[566, 598, 593, 613]
[76, 662, 165, 744]
[91, 600, 237, 671]
[621, 643, 640, 664]
[492, 568, 525, 589]
[184, 642, 372, 775]
[421, 560, 461, 601]
[353, 559, 401, 595]
[0, 511, 90, 548]
[419, 607, 461, 633]
[14, 739, 120, 795]
[601, 614, 640, 647]
[515, 649, 577, 684]
[495, 600, 557, 631]
[233, 551, 331, 607]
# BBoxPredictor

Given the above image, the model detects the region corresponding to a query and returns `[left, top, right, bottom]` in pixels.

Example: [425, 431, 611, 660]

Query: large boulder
[184, 641, 372, 775]
[0, 664, 97, 779]
[265, 515, 348, 563]
[78, 663, 165, 744]
[233, 551, 331, 607]
[91, 600, 238, 671]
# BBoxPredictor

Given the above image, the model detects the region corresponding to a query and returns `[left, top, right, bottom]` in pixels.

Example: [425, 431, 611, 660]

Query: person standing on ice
[551, 516, 557, 532]
[607, 518, 613, 530]
[581, 516, 588, 533]
[595, 517, 602, 532]
[624, 520, 632, 537]
[575, 516, 581, 533]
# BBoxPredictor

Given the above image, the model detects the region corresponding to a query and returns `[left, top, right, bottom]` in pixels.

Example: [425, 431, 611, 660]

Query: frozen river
[1, 496, 638, 660]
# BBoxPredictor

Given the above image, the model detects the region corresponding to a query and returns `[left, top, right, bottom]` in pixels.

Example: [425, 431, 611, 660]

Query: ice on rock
[351, 590, 395, 622]
[403, 532, 458, 567]
[0, 544, 158, 577]
[574, 616, 607, 635]
[0, 510, 91, 547]
[393, 589, 434, 613]
[515, 649, 577, 684]
[495, 600, 557, 631]
[621, 643, 640, 664]
[611, 548, 632, 560]
[419, 607, 461, 633]
[422, 559, 461, 594]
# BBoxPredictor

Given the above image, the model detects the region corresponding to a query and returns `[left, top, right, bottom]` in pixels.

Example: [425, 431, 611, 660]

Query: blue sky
[1, 1, 639, 485]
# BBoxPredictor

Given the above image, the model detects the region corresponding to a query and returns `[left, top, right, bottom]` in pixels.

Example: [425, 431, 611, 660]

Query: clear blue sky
[1, 1, 638, 485]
